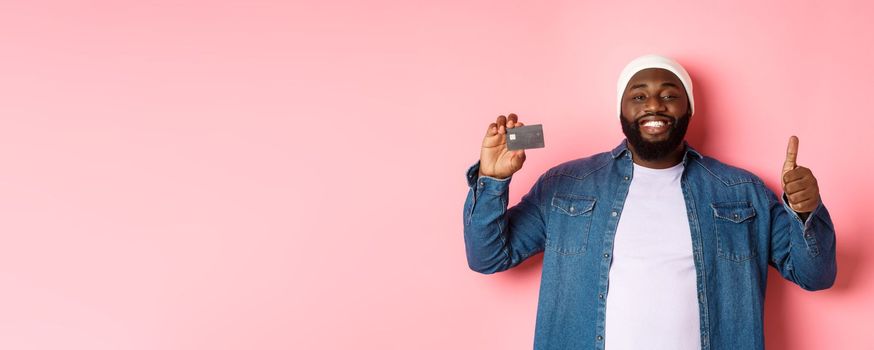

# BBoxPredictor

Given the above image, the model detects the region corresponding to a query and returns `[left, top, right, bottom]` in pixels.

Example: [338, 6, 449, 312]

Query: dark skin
[478, 69, 821, 215]
[782, 136, 821, 218]
[478, 113, 526, 179]
[620, 68, 688, 168]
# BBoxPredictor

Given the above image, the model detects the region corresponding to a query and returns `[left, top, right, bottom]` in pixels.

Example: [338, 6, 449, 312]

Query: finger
[791, 198, 818, 213]
[507, 113, 518, 128]
[516, 122, 525, 128]
[782, 135, 799, 174]
[486, 122, 498, 136]
[798, 197, 819, 209]
[508, 121, 522, 129]
[496, 115, 507, 131]
[783, 179, 809, 194]
[511, 150, 526, 166]
[788, 191, 813, 205]
[496, 115, 507, 125]
[495, 115, 507, 135]
[782, 166, 811, 184]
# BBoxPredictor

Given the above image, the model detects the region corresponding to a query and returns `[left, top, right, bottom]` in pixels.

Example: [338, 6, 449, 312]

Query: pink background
[1, 1, 872, 349]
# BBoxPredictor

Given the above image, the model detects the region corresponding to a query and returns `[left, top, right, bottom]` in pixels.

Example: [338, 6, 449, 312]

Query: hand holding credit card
[506, 124, 545, 150]
[479, 113, 540, 179]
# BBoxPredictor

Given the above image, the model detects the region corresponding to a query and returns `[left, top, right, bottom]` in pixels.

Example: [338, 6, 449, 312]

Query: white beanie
[616, 54, 694, 119]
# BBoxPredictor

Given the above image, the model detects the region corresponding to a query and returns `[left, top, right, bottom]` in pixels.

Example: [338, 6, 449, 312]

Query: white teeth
[643, 121, 666, 127]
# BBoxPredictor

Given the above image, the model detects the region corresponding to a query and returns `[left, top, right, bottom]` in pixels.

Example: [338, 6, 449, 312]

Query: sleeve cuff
[466, 161, 511, 194]
[781, 192, 824, 226]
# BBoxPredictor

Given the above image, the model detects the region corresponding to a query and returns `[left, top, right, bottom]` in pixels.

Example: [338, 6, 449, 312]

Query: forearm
[776, 196, 837, 291]
[463, 168, 514, 274]
[462, 161, 548, 274]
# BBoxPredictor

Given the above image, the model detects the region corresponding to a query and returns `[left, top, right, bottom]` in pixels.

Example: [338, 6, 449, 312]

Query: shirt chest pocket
[711, 201, 758, 262]
[546, 194, 596, 256]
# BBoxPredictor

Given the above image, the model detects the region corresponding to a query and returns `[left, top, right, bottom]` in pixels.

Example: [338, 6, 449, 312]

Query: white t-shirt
[604, 161, 701, 350]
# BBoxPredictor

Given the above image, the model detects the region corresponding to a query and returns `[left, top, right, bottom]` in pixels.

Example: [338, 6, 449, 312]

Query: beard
[620, 111, 691, 161]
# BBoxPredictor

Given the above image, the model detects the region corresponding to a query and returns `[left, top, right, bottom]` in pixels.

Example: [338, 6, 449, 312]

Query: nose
[644, 96, 667, 114]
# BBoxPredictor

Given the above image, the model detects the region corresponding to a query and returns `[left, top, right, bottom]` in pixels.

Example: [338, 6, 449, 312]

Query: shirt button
[611, 211, 618, 217]
[596, 335, 603, 341]
[598, 293, 604, 299]
[603, 253, 610, 259]
[569, 206, 575, 212]
[479, 181, 484, 187]
[624, 176, 629, 181]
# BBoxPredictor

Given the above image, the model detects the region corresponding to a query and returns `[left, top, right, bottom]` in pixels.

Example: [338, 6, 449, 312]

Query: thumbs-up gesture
[782, 136, 820, 213]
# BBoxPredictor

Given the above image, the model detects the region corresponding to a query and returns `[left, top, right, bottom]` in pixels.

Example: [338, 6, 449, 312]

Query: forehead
[626, 68, 683, 90]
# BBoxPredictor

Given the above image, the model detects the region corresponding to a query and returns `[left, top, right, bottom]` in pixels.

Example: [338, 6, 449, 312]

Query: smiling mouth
[637, 116, 674, 136]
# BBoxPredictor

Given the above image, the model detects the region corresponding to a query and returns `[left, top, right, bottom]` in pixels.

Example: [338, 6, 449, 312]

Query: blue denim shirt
[462, 140, 836, 350]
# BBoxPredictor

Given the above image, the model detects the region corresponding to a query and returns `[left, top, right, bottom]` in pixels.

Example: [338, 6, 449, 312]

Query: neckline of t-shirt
[632, 161, 684, 175]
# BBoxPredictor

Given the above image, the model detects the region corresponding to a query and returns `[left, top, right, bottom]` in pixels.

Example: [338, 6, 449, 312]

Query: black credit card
[506, 124, 545, 151]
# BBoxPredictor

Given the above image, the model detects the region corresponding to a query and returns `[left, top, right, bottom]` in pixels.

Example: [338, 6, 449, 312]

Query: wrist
[798, 212, 811, 222]
[479, 171, 510, 180]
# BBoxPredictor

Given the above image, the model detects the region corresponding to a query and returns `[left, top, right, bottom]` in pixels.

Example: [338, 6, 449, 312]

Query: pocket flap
[551, 194, 596, 216]
[712, 201, 756, 223]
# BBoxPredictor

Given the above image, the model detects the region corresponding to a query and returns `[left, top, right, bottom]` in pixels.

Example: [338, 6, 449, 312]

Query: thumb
[782, 135, 799, 175]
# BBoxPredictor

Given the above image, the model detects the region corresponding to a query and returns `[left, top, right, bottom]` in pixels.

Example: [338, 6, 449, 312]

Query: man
[462, 54, 836, 350]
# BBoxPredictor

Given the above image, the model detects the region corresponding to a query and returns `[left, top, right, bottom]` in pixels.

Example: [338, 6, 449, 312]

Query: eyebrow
[629, 82, 680, 90]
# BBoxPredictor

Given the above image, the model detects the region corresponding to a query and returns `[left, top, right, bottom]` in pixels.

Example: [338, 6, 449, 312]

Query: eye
[661, 95, 678, 101]
[631, 95, 646, 102]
